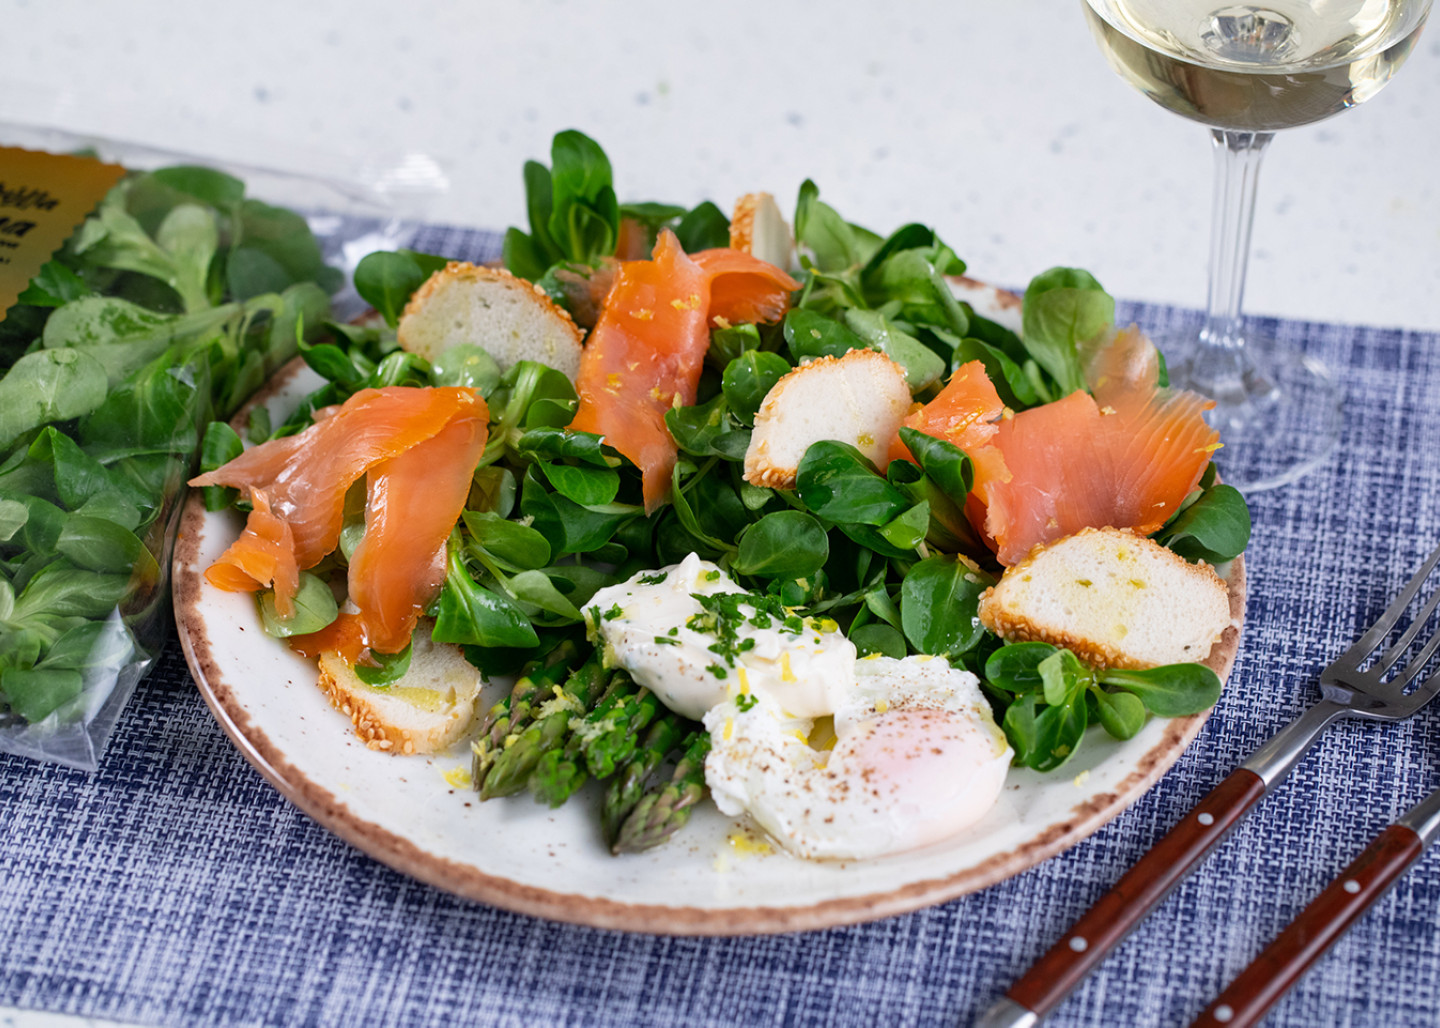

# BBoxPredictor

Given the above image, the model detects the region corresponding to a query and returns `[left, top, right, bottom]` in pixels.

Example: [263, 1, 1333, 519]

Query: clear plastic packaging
[0, 120, 447, 769]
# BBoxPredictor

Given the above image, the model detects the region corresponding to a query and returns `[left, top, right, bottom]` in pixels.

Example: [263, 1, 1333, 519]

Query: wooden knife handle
[1190, 823, 1425, 1028]
[1005, 768, 1268, 1019]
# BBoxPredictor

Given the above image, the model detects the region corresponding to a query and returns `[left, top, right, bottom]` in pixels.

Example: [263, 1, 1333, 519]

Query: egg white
[704, 654, 1012, 860]
[586, 553, 854, 720]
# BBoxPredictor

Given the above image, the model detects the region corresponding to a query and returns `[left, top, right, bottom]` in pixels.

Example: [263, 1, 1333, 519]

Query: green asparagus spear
[471, 638, 582, 789]
[613, 729, 711, 854]
[526, 673, 628, 808]
[481, 651, 610, 799]
[581, 681, 660, 779]
[600, 714, 687, 845]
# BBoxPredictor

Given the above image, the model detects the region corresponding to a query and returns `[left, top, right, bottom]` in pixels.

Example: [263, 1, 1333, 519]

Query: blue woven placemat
[3, 225, 1439, 1028]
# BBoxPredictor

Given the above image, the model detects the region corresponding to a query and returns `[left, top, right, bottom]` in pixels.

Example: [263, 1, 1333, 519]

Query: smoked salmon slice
[884, 359, 1012, 534]
[288, 611, 366, 664]
[348, 414, 488, 653]
[569, 230, 713, 513]
[192, 385, 489, 651]
[886, 359, 1010, 478]
[204, 488, 300, 616]
[691, 247, 799, 327]
[570, 231, 798, 513]
[893, 329, 1218, 566]
[191, 387, 484, 567]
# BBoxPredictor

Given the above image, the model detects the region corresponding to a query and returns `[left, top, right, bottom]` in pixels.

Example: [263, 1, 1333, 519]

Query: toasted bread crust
[730, 193, 764, 253]
[977, 527, 1231, 670]
[729, 192, 795, 272]
[744, 348, 912, 490]
[318, 660, 420, 754]
[315, 631, 482, 755]
[398, 261, 584, 378]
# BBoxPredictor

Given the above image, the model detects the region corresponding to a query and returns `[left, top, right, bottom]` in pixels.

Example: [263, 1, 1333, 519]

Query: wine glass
[1082, 0, 1433, 492]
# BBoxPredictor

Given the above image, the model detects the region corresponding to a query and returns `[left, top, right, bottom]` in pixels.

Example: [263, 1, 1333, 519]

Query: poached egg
[588, 555, 1012, 860]
[585, 553, 855, 721]
[704, 654, 1013, 860]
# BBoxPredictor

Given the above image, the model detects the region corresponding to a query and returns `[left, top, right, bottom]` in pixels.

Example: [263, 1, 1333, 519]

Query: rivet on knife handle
[1192, 805, 1436, 1027]
[985, 769, 1268, 1026]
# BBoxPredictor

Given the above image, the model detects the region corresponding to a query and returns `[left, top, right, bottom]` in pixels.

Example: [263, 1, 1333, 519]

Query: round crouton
[316, 626, 483, 755]
[977, 527, 1233, 670]
[744, 348, 913, 490]
[398, 261, 584, 380]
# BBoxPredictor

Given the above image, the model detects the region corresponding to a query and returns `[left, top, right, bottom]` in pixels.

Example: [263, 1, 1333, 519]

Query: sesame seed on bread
[743, 348, 914, 490]
[397, 261, 584, 380]
[977, 526, 1232, 670]
[316, 623, 483, 755]
[730, 192, 795, 272]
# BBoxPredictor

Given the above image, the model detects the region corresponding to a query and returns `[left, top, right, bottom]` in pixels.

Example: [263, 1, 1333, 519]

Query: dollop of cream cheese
[585, 553, 855, 721]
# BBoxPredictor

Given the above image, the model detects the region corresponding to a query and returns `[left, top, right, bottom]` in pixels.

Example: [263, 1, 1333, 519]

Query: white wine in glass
[1082, 0, 1432, 491]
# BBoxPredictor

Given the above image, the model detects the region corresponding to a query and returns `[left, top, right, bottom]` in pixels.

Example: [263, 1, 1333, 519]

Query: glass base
[1159, 330, 1342, 493]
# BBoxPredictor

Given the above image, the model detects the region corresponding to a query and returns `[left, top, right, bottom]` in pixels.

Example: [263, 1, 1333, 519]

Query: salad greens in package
[0, 129, 425, 770]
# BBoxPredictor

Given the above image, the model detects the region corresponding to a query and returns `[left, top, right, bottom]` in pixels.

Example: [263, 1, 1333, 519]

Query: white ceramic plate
[172, 285, 1245, 935]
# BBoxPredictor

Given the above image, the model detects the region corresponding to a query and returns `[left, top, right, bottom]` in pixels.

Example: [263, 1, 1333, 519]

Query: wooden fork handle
[992, 769, 1268, 1024]
[1190, 823, 1425, 1028]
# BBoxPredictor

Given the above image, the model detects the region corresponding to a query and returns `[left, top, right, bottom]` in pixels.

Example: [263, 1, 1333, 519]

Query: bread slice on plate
[744, 348, 913, 490]
[730, 192, 795, 271]
[977, 526, 1231, 670]
[398, 261, 585, 379]
[317, 624, 483, 755]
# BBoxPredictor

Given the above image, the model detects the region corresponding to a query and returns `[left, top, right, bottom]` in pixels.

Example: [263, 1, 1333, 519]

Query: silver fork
[976, 540, 1440, 1028]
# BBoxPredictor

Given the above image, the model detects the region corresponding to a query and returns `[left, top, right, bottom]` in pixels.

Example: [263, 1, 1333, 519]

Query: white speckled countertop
[3, 0, 1437, 331]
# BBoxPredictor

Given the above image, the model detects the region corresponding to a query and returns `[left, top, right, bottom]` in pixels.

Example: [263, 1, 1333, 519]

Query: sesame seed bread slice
[977, 527, 1232, 670]
[397, 261, 585, 380]
[316, 624, 483, 755]
[730, 192, 795, 272]
[743, 348, 914, 490]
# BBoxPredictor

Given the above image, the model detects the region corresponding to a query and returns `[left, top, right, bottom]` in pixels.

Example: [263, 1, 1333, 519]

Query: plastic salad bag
[0, 121, 446, 769]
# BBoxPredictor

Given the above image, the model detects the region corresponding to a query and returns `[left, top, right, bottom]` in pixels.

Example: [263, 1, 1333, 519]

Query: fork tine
[1332, 541, 1440, 672]
[1370, 577, 1440, 679]
[1390, 621, 1440, 694]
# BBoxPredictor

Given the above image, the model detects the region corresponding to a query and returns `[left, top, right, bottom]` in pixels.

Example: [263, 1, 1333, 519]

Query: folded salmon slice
[884, 359, 1012, 536]
[204, 488, 300, 616]
[193, 385, 489, 650]
[570, 232, 798, 512]
[892, 329, 1218, 566]
[569, 230, 713, 513]
[691, 247, 799, 327]
[886, 359, 1009, 474]
[349, 414, 488, 653]
[288, 611, 366, 664]
[192, 387, 484, 567]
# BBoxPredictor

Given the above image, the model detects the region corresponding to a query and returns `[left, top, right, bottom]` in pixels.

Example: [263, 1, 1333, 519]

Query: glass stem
[1200, 128, 1273, 354]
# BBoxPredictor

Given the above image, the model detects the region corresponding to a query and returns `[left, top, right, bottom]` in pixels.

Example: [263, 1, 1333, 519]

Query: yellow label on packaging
[0, 146, 126, 321]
